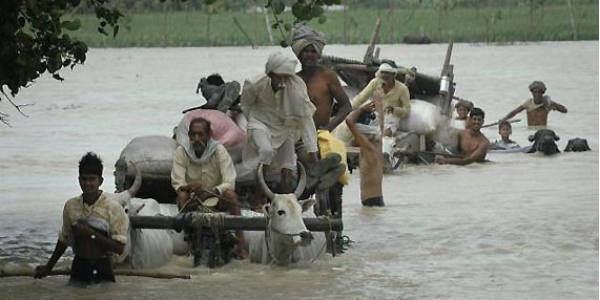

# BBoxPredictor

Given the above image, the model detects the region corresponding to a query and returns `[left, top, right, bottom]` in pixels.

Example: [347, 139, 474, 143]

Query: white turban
[375, 63, 397, 78]
[265, 52, 297, 76]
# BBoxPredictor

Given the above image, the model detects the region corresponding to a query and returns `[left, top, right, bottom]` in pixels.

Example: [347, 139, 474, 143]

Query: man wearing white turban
[241, 52, 318, 193]
[351, 63, 412, 125]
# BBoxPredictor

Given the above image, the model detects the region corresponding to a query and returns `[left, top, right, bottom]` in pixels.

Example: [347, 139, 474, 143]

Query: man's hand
[186, 182, 205, 195]
[34, 264, 51, 279]
[72, 219, 95, 238]
[360, 101, 376, 113]
[435, 156, 446, 164]
[385, 106, 394, 114]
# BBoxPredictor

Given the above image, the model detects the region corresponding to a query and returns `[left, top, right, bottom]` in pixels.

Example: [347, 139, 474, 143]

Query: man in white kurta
[241, 52, 318, 193]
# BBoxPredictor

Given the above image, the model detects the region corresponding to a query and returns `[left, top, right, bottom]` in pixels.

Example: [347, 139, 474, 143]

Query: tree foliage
[0, 0, 337, 125]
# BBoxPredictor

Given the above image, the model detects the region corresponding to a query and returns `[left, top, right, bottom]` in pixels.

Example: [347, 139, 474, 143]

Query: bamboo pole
[363, 18, 381, 65]
[233, 16, 256, 48]
[129, 214, 343, 232]
[565, 0, 577, 40]
[482, 118, 521, 129]
[264, 12, 273, 45]
[0, 268, 191, 279]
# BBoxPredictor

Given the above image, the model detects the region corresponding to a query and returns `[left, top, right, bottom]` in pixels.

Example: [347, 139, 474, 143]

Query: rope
[187, 201, 227, 267]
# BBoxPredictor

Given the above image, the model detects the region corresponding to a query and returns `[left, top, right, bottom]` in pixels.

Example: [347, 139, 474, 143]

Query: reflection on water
[0, 42, 598, 299]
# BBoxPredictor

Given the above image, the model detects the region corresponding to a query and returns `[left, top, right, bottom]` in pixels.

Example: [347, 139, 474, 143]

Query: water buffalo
[244, 164, 326, 266]
[564, 138, 591, 152]
[527, 129, 560, 155]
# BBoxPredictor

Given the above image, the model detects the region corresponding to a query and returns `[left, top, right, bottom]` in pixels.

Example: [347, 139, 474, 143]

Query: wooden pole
[264, 12, 274, 45]
[0, 268, 191, 279]
[233, 16, 256, 48]
[363, 18, 381, 65]
[482, 118, 521, 129]
[565, 0, 577, 40]
[130, 214, 343, 232]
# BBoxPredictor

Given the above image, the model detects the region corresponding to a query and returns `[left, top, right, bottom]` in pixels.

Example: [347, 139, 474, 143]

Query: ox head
[257, 163, 315, 247]
[113, 163, 144, 216]
[564, 138, 591, 152]
[528, 129, 560, 155]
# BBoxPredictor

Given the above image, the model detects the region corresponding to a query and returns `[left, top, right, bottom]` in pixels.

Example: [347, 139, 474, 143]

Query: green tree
[0, 0, 338, 125]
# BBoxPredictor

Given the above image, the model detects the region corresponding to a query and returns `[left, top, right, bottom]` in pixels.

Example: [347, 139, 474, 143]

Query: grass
[69, 4, 598, 47]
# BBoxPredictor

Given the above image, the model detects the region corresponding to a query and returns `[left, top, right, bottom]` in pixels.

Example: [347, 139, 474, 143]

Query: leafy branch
[0, 0, 338, 126]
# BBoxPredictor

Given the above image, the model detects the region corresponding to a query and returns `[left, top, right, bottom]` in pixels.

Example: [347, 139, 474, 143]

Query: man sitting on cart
[240, 52, 319, 194]
[171, 117, 247, 259]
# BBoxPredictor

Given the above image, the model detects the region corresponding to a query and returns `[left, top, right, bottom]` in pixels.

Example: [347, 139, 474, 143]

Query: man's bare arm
[34, 240, 68, 278]
[551, 101, 568, 113]
[346, 105, 376, 152]
[438, 140, 489, 166]
[501, 105, 525, 121]
[326, 70, 352, 132]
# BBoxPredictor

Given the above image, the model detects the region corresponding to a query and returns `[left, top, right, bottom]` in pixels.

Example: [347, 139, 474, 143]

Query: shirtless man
[500, 81, 567, 127]
[346, 101, 384, 207]
[292, 25, 351, 131]
[436, 107, 490, 166]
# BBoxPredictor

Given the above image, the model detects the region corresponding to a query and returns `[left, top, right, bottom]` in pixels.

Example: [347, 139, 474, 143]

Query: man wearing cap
[351, 63, 411, 128]
[291, 24, 351, 132]
[500, 81, 567, 128]
[240, 52, 319, 193]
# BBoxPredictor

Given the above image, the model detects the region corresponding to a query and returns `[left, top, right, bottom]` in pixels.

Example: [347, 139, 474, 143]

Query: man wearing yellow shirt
[34, 152, 128, 285]
[351, 63, 411, 123]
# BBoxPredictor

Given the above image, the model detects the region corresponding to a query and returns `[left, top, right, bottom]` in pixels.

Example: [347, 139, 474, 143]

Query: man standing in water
[292, 24, 352, 132]
[171, 117, 247, 260]
[346, 101, 384, 207]
[500, 81, 567, 128]
[436, 107, 490, 166]
[34, 152, 128, 285]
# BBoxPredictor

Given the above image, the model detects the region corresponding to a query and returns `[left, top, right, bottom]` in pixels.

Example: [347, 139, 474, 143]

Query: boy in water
[35, 152, 128, 285]
[489, 120, 521, 150]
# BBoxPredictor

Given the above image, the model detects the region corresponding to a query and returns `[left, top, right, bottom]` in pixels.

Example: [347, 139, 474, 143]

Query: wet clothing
[490, 139, 521, 150]
[171, 143, 236, 194]
[362, 196, 385, 207]
[59, 192, 128, 247]
[351, 78, 411, 119]
[69, 256, 115, 285]
[521, 96, 553, 112]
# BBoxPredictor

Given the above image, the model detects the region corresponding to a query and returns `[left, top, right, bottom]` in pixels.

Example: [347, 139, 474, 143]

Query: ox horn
[257, 163, 274, 201]
[127, 162, 142, 197]
[293, 162, 307, 199]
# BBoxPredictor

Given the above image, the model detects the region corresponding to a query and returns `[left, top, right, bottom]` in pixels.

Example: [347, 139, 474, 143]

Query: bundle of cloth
[196, 73, 241, 113]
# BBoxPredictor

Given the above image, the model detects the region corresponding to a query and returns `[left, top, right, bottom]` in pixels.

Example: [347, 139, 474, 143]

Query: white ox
[244, 164, 327, 266]
[111, 167, 187, 269]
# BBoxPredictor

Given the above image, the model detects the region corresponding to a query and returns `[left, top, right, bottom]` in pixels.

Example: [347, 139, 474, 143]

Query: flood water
[0, 41, 598, 299]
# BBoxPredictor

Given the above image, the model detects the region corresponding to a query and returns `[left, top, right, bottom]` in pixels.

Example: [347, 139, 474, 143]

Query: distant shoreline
[69, 4, 598, 48]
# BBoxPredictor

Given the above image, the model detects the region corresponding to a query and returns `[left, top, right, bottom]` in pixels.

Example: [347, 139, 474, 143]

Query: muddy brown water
[0, 41, 597, 299]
